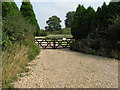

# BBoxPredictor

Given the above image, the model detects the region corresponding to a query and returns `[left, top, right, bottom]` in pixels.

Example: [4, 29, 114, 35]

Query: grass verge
[35, 34, 73, 39]
[2, 43, 40, 88]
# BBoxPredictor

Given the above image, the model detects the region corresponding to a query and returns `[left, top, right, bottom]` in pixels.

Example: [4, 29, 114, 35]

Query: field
[35, 34, 73, 39]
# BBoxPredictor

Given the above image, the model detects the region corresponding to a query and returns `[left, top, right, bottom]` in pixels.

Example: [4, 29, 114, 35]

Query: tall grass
[28, 41, 40, 61]
[2, 2, 40, 88]
[2, 43, 40, 88]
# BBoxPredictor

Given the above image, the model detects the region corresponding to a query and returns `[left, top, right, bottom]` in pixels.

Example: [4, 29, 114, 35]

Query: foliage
[46, 28, 71, 34]
[71, 38, 111, 56]
[65, 11, 75, 28]
[2, 2, 19, 17]
[108, 16, 120, 49]
[71, 5, 95, 39]
[70, 1, 120, 60]
[46, 34, 73, 39]
[2, 1, 40, 88]
[71, 2, 120, 40]
[45, 15, 61, 32]
[2, 13, 35, 50]
[71, 4, 86, 39]
[28, 41, 40, 60]
[61, 28, 71, 34]
[37, 30, 47, 36]
[20, 0, 40, 36]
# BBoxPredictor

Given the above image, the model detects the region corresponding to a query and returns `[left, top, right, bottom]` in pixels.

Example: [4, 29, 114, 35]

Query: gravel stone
[14, 49, 118, 88]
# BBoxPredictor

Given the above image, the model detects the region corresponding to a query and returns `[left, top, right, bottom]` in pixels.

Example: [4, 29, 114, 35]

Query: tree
[65, 11, 75, 28]
[95, 6, 103, 30]
[82, 6, 95, 34]
[20, 0, 40, 36]
[108, 16, 120, 49]
[71, 4, 86, 39]
[2, 2, 22, 48]
[2, 2, 19, 17]
[2, 1, 36, 49]
[108, 1, 120, 17]
[71, 5, 95, 39]
[101, 2, 109, 29]
[45, 15, 61, 32]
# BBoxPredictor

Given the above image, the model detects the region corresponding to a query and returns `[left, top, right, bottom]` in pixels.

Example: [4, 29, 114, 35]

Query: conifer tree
[65, 11, 75, 28]
[71, 5, 95, 39]
[71, 4, 86, 39]
[2, 2, 19, 17]
[20, 0, 40, 36]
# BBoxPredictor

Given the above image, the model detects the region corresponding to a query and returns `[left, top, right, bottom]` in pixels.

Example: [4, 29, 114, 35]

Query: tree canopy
[45, 15, 61, 32]
[2, 1, 40, 88]
[70, 1, 120, 59]
[20, 0, 40, 36]
[2, 2, 19, 17]
[71, 5, 95, 39]
[65, 11, 75, 28]
[2, 1, 39, 50]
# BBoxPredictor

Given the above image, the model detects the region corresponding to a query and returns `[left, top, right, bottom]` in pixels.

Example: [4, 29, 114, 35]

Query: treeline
[40, 15, 71, 35]
[69, 2, 120, 59]
[2, 0, 40, 88]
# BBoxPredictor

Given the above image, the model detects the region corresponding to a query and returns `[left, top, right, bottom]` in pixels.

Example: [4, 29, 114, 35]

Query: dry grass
[2, 45, 29, 88]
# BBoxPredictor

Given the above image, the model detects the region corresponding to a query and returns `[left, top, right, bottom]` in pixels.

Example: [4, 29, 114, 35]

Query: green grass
[27, 41, 40, 61]
[35, 36, 46, 39]
[35, 34, 73, 39]
[46, 34, 73, 39]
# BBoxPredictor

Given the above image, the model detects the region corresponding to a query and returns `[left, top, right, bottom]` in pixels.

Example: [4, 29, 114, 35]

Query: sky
[15, 0, 111, 29]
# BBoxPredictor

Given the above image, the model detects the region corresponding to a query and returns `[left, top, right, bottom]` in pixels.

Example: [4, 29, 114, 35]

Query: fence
[35, 38, 74, 49]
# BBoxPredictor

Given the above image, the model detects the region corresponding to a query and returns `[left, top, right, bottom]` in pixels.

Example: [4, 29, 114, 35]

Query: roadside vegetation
[36, 15, 72, 39]
[2, 0, 120, 88]
[36, 28, 72, 39]
[36, 1, 120, 60]
[2, 1, 40, 88]
[69, 2, 120, 59]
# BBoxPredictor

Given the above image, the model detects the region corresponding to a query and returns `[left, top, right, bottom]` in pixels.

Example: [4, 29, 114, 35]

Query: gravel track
[14, 49, 118, 88]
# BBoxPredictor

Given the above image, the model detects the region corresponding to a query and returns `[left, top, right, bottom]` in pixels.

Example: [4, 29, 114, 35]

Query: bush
[52, 30, 62, 34]
[2, 13, 35, 50]
[111, 50, 120, 59]
[2, 3, 40, 88]
[70, 39, 88, 52]
[61, 28, 71, 34]
[70, 39, 120, 59]
[46, 28, 71, 35]
[87, 39, 101, 50]
[27, 41, 40, 60]
[37, 30, 47, 36]
[108, 16, 120, 49]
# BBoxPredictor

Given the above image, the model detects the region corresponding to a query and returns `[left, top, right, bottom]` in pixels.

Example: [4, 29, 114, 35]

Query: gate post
[53, 39, 56, 49]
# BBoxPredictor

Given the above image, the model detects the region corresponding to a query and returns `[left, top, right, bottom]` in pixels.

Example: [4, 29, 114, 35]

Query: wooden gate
[35, 38, 74, 49]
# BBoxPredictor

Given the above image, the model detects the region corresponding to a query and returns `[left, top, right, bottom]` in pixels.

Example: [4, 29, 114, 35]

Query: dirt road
[14, 49, 118, 88]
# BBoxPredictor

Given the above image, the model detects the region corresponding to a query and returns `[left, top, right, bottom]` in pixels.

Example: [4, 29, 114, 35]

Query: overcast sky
[15, 0, 111, 29]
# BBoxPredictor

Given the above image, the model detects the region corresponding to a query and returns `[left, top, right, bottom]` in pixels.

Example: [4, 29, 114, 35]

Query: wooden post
[53, 39, 56, 49]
